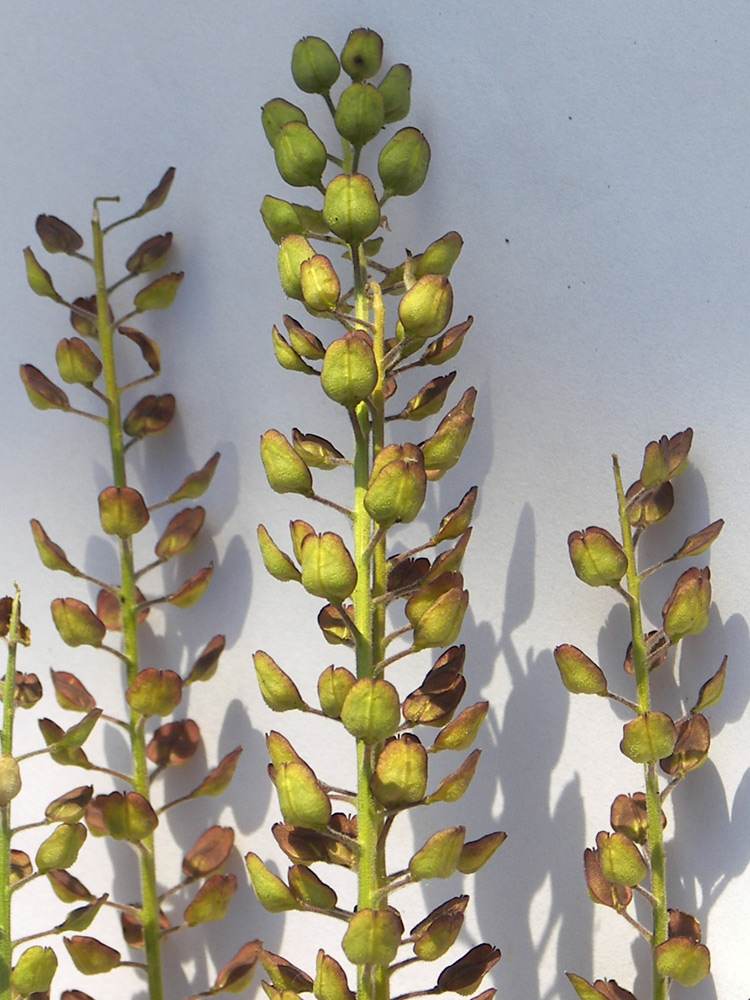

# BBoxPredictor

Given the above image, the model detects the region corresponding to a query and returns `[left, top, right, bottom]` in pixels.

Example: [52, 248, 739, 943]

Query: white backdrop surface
[1, 2, 748, 998]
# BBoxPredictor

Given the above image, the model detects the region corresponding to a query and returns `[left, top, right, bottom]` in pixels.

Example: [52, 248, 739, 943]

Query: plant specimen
[20, 173, 258, 1000]
[250, 27, 503, 1000]
[555, 429, 725, 1000]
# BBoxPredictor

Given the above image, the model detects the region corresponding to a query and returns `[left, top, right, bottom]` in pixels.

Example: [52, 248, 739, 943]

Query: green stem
[351, 244, 388, 1000]
[613, 457, 668, 1000]
[92, 207, 164, 1000]
[0, 589, 21, 1000]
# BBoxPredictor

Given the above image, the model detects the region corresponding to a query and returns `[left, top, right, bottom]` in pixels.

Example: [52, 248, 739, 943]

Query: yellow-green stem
[92, 207, 164, 1000]
[614, 458, 668, 1000]
[0, 590, 21, 999]
[351, 244, 389, 1000]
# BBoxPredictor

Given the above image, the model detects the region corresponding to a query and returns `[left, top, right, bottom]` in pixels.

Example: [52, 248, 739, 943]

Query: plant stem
[0, 589, 21, 999]
[613, 457, 668, 1000]
[92, 207, 164, 1000]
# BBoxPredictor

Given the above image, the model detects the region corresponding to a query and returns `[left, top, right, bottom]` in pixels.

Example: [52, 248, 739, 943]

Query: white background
[1, 2, 748, 998]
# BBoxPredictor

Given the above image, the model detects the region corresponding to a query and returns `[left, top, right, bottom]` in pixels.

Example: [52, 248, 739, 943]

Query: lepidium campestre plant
[554, 429, 725, 1000]
[250, 27, 503, 1000]
[20, 171, 260, 1000]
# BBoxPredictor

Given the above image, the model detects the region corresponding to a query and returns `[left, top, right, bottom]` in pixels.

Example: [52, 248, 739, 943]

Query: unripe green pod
[660, 714, 711, 777]
[398, 275, 453, 342]
[262, 98, 308, 146]
[314, 951, 355, 1000]
[300, 254, 341, 312]
[335, 83, 384, 147]
[414, 231, 464, 278]
[321, 333, 378, 408]
[292, 429, 345, 470]
[410, 581, 469, 651]
[288, 864, 338, 909]
[51, 597, 106, 648]
[317, 665, 356, 718]
[290, 519, 316, 563]
[260, 429, 314, 496]
[411, 897, 467, 962]
[56, 337, 102, 385]
[655, 937, 710, 988]
[36, 822, 87, 873]
[246, 852, 298, 913]
[365, 443, 426, 525]
[340, 677, 401, 744]
[610, 792, 660, 845]
[274, 759, 332, 829]
[597, 830, 648, 887]
[342, 908, 403, 966]
[409, 826, 465, 880]
[278, 235, 315, 300]
[554, 644, 608, 695]
[254, 651, 306, 712]
[340, 28, 383, 81]
[64, 935, 121, 975]
[261, 196, 306, 243]
[458, 831, 507, 874]
[0, 755, 21, 806]
[272, 326, 318, 375]
[323, 174, 380, 244]
[421, 407, 474, 480]
[274, 122, 327, 188]
[379, 127, 431, 198]
[300, 531, 357, 603]
[98, 486, 150, 538]
[257, 525, 301, 582]
[620, 711, 677, 763]
[292, 36, 340, 94]
[568, 526, 628, 588]
[371, 734, 428, 807]
[378, 63, 411, 123]
[433, 701, 489, 752]
[10, 946, 58, 996]
[662, 567, 711, 643]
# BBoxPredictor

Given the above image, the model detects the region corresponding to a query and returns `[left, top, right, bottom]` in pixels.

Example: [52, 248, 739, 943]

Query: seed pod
[371, 734, 428, 807]
[30, 519, 79, 575]
[272, 326, 318, 374]
[274, 121, 328, 188]
[258, 524, 302, 583]
[292, 36, 341, 94]
[300, 254, 341, 312]
[293, 429, 345, 470]
[340, 28, 383, 81]
[414, 231, 464, 278]
[640, 428, 693, 489]
[300, 531, 357, 602]
[436, 944, 501, 995]
[554, 644, 608, 695]
[273, 760, 331, 829]
[246, 853, 298, 913]
[260, 429, 313, 496]
[458, 831, 507, 874]
[568, 526, 628, 588]
[398, 275, 453, 342]
[335, 82, 384, 147]
[288, 865, 338, 909]
[660, 714, 711, 777]
[254, 651, 306, 712]
[342, 908, 403, 966]
[379, 127, 431, 198]
[98, 486, 150, 538]
[0, 755, 21, 806]
[610, 792, 665, 845]
[378, 63, 411, 123]
[64, 935, 121, 975]
[323, 173, 381, 244]
[409, 827, 465, 880]
[655, 937, 710, 988]
[433, 701, 489, 752]
[36, 823, 87, 873]
[620, 711, 677, 764]
[596, 830, 648, 887]
[317, 665, 356, 718]
[51, 598, 106, 648]
[261, 195, 306, 243]
[10, 946, 58, 995]
[20, 364, 70, 411]
[56, 337, 102, 385]
[278, 234, 316, 300]
[365, 443, 426, 525]
[340, 678, 401, 743]
[321, 333, 378, 408]
[662, 567, 711, 643]
[314, 950, 355, 1000]
[411, 897, 468, 962]
[262, 98, 308, 146]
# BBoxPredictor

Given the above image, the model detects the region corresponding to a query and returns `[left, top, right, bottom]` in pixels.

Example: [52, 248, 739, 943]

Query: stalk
[0, 590, 21, 1000]
[614, 458, 668, 1000]
[92, 208, 164, 1000]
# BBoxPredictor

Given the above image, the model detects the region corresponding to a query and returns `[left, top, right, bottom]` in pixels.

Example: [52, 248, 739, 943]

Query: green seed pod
[410, 580, 469, 651]
[568, 526, 628, 588]
[414, 231, 464, 278]
[660, 714, 711, 777]
[554, 644, 608, 695]
[433, 701, 489, 752]
[266, 730, 302, 769]
[272, 326, 318, 375]
[409, 826, 465, 880]
[292, 36, 341, 94]
[398, 275, 453, 342]
[662, 567, 711, 643]
[411, 897, 468, 962]
[317, 665, 356, 718]
[126, 668, 183, 718]
[274, 121, 328, 188]
[342, 908, 403, 966]
[340, 28, 383, 81]
[254, 651, 306, 712]
[300, 531, 357, 603]
[379, 127, 430, 198]
[51, 597, 106, 648]
[425, 749, 481, 804]
[610, 792, 662, 845]
[597, 830, 648, 887]
[285, 316, 326, 359]
[20, 363, 70, 411]
[289, 519, 316, 563]
[323, 173, 380, 244]
[55, 337, 102, 386]
[340, 677, 401, 743]
[292, 429, 346, 470]
[246, 852, 298, 913]
[321, 333, 378, 408]
[620, 711, 678, 763]
[640, 428, 693, 489]
[0, 755, 21, 806]
[335, 83, 385, 147]
[365, 443, 426, 525]
[371, 734, 428, 807]
[655, 938, 710, 988]
[258, 524, 302, 582]
[273, 759, 331, 829]
[64, 935, 121, 975]
[262, 98, 308, 146]
[261, 195, 306, 243]
[30, 519, 79, 575]
[98, 486, 150, 538]
[260, 429, 313, 496]
[288, 865, 338, 910]
[278, 234, 316, 300]
[10, 946, 58, 996]
[378, 63, 411, 123]
[300, 254, 341, 312]
[36, 822, 87, 873]
[314, 950, 355, 1000]
[457, 831, 507, 874]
